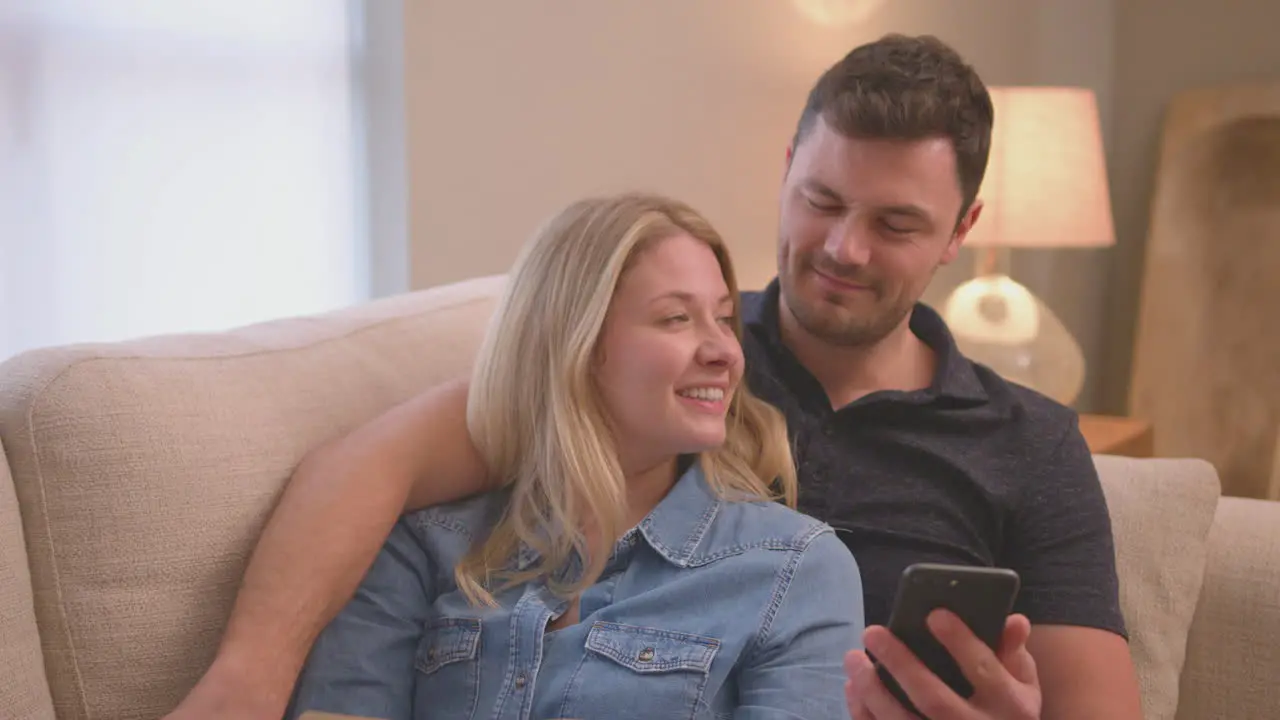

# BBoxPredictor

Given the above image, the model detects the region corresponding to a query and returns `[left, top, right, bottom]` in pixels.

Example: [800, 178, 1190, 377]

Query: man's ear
[942, 199, 983, 265]
[783, 144, 794, 177]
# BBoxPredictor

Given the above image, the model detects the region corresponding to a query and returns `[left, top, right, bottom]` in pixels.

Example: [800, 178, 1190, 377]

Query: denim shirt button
[637, 647, 655, 663]
[515, 672, 528, 689]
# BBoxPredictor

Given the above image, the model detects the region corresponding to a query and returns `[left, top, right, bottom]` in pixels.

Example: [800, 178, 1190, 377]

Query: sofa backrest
[0, 276, 503, 720]
[1094, 455, 1220, 720]
[1175, 494, 1280, 719]
[0, 439, 56, 720]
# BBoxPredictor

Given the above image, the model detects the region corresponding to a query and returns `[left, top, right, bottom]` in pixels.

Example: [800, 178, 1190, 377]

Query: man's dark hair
[792, 34, 994, 217]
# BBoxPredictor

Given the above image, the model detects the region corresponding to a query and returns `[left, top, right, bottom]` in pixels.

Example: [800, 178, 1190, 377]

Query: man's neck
[778, 303, 936, 409]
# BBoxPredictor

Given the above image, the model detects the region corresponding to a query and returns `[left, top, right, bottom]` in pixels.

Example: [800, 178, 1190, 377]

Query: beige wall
[403, 0, 1279, 414]
[1101, 0, 1280, 414]
[402, 0, 1107, 292]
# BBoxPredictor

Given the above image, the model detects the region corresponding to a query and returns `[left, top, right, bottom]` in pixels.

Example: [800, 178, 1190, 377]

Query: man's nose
[823, 219, 872, 266]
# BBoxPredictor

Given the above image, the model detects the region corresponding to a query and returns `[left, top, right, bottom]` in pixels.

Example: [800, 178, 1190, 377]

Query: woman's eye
[717, 315, 735, 326]
[662, 314, 690, 325]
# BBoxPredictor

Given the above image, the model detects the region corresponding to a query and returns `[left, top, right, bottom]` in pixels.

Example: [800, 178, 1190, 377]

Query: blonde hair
[456, 192, 797, 606]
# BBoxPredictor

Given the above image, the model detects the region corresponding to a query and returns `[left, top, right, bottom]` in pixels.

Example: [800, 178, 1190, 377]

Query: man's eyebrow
[801, 181, 844, 203]
[801, 182, 934, 222]
[881, 204, 932, 221]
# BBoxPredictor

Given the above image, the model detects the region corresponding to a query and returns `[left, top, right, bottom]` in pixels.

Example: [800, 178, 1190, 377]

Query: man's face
[777, 116, 980, 348]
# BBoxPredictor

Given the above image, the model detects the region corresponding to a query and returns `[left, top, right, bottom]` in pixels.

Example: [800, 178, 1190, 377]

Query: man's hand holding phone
[845, 611, 1040, 719]
[843, 563, 1041, 720]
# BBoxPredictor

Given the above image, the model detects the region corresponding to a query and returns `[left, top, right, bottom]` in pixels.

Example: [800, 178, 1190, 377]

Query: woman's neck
[621, 454, 680, 529]
[576, 454, 679, 562]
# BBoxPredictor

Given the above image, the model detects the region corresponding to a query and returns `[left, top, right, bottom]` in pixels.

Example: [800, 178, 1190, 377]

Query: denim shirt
[289, 461, 864, 720]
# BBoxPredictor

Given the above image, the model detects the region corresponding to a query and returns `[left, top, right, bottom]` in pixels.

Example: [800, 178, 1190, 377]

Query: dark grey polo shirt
[740, 280, 1127, 636]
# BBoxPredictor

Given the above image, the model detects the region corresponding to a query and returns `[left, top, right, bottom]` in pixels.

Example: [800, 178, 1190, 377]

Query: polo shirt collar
[743, 278, 988, 404]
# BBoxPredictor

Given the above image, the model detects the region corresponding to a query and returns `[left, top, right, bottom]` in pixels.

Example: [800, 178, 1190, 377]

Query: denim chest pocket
[562, 622, 721, 720]
[414, 617, 482, 719]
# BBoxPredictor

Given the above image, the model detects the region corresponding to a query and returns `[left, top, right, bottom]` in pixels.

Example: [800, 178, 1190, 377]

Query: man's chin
[794, 305, 899, 348]
[783, 276, 895, 344]
[792, 294, 864, 331]
[791, 275, 875, 314]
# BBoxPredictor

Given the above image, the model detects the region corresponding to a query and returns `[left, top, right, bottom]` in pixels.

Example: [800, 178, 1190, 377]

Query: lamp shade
[965, 87, 1116, 248]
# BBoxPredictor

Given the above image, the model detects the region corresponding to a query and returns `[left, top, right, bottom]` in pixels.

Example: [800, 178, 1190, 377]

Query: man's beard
[780, 259, 914, 348]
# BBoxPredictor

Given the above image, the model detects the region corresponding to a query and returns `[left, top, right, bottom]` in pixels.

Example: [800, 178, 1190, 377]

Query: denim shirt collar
[636, 459, 720, 568]
[513, 459, 720, 572]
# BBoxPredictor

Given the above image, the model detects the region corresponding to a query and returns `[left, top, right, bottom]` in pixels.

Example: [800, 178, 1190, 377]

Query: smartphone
[873, 563, 1021, 718]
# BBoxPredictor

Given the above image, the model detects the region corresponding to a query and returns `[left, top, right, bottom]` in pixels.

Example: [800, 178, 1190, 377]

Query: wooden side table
[1079, 414, 1154, 457]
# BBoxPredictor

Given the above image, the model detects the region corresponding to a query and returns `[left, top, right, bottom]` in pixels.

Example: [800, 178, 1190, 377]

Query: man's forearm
[198, 440, 413, 715]
[172, 379, 482, 717]
[1031, 625, 1143, 720]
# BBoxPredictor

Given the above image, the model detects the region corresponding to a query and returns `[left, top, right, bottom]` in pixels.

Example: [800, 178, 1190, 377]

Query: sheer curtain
[0, 0, 390, 361]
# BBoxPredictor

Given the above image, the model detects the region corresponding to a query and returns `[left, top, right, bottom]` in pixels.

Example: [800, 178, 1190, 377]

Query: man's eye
[880, 219, 913, 234]
[805, 197, 841, 213]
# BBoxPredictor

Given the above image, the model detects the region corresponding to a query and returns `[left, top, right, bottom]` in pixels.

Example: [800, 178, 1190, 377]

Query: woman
[288, 192, 864, 719]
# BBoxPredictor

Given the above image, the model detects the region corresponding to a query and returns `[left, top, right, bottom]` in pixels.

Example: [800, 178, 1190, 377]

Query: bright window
[0, 0, 386, 360]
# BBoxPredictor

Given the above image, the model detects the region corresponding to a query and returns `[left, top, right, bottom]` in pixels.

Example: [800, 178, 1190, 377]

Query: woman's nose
[696, 328, 740, 368]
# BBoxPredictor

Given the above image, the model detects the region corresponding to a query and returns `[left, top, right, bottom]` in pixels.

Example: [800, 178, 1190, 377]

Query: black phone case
[874, 563, 1020, 718]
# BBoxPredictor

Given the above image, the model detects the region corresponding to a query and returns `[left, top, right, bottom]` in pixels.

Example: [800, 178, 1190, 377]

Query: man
[168, 34, 1142, 720]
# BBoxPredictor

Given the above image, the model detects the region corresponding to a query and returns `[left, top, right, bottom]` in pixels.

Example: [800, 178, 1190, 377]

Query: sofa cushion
[0, 440, 56, 720]
[1176, 495, 1280, 720]
[1094, 454, 1220, 720]
[0, 276, 505, 720]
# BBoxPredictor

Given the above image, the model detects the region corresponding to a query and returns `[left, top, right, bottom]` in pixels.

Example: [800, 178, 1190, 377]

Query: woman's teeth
[678, 387, 724, 402]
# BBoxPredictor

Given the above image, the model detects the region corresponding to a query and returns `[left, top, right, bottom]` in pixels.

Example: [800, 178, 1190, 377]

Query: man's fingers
[848, 647, 916, 720]
[863, 625, 968, 719]
[926, 609, 1015, 696]
[846, 648, 872, 677]
[858, 675, 915, 720]
[845, 651, 885, 720]
[997, 614, 1039, 686]
[998, 613, 1032, 656]
[1003, 647, 1039, 688]
[846, 691, 882, 720]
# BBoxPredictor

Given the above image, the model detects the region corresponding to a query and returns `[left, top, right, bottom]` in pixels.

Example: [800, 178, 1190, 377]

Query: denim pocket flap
[584, 621, 719, 674]
[417, 617, 482, 674]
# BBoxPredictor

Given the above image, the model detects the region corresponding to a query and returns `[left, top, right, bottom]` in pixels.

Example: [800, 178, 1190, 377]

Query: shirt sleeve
[735, 526, 865, 719]
[1005, 415, 1128, 638]
[286, 517, 436, 720]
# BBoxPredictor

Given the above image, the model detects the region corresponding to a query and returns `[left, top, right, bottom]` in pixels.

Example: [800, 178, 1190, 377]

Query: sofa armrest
[0, 440, 57, 719]
[1175, 496, 1280, 720]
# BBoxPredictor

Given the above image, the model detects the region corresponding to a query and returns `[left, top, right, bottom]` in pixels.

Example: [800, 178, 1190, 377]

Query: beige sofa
[1, 275, 1277, 720]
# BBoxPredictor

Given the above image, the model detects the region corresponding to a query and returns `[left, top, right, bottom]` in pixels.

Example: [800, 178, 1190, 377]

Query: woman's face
[595, 233, 744, 476]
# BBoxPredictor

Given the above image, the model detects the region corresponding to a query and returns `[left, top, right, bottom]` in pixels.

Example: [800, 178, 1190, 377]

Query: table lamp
[942, 86, 1115, 406]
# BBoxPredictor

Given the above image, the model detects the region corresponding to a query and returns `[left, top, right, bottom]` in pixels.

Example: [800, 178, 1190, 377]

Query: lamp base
[941, 273, 1085, 407]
